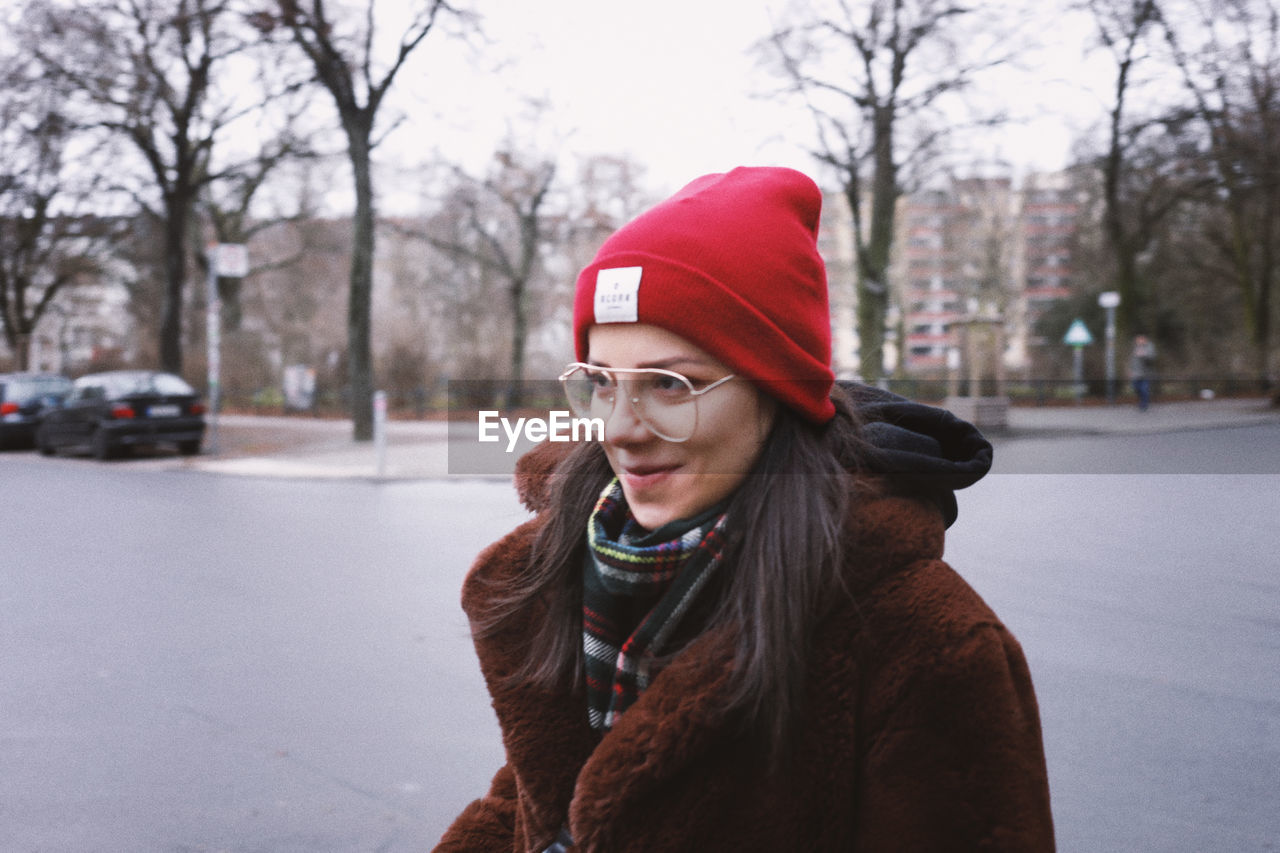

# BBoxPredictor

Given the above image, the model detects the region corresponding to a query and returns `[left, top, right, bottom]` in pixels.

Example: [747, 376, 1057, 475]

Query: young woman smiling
[435, 168, 1054, 852]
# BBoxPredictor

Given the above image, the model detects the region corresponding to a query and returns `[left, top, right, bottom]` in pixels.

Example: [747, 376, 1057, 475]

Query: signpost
[207, 243, 248, 454]
[1098, 291, 1120, 404]
[1064, 318, 1094, 404]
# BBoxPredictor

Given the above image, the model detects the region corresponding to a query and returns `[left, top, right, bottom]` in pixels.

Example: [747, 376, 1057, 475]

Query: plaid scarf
[582, 478, 729, 731]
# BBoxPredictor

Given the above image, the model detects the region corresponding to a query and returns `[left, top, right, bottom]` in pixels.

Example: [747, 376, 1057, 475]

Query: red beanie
[574, 166, 836, 424]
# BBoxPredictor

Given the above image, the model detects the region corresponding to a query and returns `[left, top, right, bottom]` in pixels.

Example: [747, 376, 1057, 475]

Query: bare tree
[1091, 0, 1159, 337]
[408, 150, 559, 407]
[34, 0, 301, 378]
[198, 93, 319, 334]
[244, 213, 351, 383]
[1083, 0, 1206, 339]
[0, 49, 115, 370]
[403, 189, 509, 385]
[759, 0, 1012, 381]
[569, 155, 654, 246]
[268, 0, 469, 440]
[1163, 0, 1280, 385]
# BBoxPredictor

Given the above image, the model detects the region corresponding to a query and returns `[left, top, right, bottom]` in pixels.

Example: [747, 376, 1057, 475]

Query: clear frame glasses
[558, 362, 736, 443]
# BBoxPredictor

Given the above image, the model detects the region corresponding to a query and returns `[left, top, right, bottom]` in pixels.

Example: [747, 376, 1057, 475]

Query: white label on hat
[594, 267, 642, 323]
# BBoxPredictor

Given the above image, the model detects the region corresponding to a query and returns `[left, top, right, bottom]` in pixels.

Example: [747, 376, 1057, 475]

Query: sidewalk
[191, 414, 455, 481]
[188, 397, 1280, 481]
[1002, 395, 1280, 438]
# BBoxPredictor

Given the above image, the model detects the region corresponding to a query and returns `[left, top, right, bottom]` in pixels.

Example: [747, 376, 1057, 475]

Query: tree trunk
[1258, 188, 1275, 390]
[1255, 260, 1273, 391]
[160, 193, 189, 375]
[1101, 27, 1146, 341]
[15, 330, 31, 371]
[506, 279, 527, 409]
[1113, 239, 1140, 338]
[857, 106, 897, 383]
[856, 281, 889, 382]
[1101, 104, 1140, 337]
[347, 128, 376, 442]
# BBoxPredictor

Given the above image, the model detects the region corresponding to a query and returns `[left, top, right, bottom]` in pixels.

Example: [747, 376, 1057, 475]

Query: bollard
[206, 247, 221, 455]
[373, 390, 387, 478]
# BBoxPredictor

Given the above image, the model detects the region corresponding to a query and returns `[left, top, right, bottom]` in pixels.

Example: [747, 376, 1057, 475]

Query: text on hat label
[595, 267, 642, 323]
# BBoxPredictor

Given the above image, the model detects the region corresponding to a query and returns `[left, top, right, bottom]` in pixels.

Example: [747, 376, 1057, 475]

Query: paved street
[3, 460, 516, 851]
[2, 410, 1279, 850]
[946, 465, 1280, 851]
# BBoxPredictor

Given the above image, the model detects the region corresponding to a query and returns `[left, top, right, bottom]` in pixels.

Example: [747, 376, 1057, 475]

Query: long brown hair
[474, 386, 867, 763]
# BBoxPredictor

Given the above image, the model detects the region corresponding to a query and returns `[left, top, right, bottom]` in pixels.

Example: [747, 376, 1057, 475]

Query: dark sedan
[0, 372, 74, 450]
[37, 370, 206, 460]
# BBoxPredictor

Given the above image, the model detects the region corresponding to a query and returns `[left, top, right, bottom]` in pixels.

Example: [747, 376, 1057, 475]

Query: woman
[435, 167, 1054, 851]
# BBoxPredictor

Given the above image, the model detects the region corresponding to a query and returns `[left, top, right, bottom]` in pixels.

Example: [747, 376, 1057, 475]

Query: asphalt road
[2, 426, 1278, 851]
[3, 457, 519, 852]
[947, 469, 1280, 851]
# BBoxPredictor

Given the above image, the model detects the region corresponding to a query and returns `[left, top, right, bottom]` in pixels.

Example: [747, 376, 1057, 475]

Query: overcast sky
[351, 0, 1117, 210]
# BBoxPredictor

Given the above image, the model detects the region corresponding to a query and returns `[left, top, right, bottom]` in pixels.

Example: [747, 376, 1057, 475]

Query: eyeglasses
[558, 362, 736, 443]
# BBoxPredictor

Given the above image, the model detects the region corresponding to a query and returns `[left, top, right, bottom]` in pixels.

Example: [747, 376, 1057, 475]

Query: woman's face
[586, 323, 776, 530]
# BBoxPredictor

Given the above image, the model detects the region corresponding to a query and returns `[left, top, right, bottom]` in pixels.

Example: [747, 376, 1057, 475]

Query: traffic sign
[1064, 319, 1094, 347]
[213, 243, 249, 278]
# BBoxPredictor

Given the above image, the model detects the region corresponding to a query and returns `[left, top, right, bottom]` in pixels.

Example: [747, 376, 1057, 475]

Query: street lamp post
[1099, 291, 1120, 405]
[207, 242, 248, 454]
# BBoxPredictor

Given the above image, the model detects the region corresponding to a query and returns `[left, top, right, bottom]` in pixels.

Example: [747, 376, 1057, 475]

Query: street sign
[1064, 319, 1094, 347]
[1098, 291, 1120, 309]
[213, 243, 249, 278]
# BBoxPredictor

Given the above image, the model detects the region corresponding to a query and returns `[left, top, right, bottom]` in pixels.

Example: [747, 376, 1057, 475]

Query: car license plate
[148, 404, 181, 417]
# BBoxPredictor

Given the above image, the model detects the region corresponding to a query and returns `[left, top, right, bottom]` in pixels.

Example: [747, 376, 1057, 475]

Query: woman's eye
[648, 375, 692, 400]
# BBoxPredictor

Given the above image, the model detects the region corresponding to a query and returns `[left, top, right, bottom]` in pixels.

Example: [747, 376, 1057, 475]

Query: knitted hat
[574, 166, 836, 424]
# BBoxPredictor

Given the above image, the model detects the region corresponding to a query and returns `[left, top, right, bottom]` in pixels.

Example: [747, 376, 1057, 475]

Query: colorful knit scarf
[582, 478, 729, 731]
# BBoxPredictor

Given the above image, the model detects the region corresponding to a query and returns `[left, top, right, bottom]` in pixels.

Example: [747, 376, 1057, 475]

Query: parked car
[0, 372, 74, 450]
[37, 370, 206, 460]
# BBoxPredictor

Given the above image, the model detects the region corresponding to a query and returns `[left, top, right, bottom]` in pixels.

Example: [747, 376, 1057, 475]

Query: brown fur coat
[435, 448, 1054, 852]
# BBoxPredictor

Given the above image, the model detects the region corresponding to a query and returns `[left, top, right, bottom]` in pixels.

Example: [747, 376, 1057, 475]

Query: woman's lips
[620, 463, 681, 490]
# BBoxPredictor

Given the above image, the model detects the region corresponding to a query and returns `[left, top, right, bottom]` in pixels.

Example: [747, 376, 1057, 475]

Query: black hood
[841, 382, 993, 528]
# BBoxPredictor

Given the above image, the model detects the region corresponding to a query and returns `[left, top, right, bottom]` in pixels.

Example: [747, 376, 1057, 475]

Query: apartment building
[879, 172, 1078, 375]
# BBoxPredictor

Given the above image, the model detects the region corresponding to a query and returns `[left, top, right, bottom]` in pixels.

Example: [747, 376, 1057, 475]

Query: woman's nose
[603, 390, 652, 445]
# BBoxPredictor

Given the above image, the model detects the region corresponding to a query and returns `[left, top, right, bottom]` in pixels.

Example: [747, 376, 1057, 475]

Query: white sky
[344, 0, 1119, 210]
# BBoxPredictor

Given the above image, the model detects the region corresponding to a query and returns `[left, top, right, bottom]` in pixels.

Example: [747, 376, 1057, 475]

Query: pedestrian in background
[435, 167, 1054, 852]
[1130, 334, 1156, 412]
